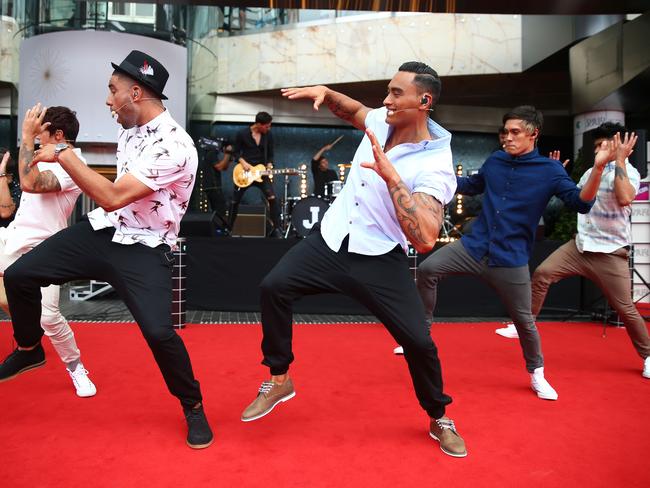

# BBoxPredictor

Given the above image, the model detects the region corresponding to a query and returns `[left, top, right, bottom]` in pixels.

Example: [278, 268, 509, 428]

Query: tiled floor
[0, 284, 598, 325]
[0, 285, 381, 324]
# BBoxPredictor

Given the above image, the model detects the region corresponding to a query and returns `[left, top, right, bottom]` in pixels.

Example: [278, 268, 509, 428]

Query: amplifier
[179, 211, 219, 237]
[231, 204, 267, 238]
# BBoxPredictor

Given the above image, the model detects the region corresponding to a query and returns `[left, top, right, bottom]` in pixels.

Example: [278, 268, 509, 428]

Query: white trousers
[0, 231, 80, 364]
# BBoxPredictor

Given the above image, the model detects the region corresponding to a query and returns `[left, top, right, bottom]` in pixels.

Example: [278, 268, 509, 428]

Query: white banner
[18, 31, 187, 145]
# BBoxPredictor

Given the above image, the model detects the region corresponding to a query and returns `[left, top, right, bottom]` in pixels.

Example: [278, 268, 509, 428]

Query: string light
[338, 163, 348, 182]
[455, 163, 463, 215]
[299, 163, 308, 198]
[197, 168, 209, 212]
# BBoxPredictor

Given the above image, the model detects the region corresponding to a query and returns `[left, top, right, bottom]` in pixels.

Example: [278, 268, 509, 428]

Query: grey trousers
[417, 240, 544, 372]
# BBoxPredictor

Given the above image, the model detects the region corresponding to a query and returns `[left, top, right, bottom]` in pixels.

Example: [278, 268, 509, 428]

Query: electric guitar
[233, 163, 306, 188]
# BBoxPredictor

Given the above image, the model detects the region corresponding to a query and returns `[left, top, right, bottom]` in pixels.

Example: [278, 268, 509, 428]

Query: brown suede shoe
[241, 378, 296, 422]
[429, 416, 467, 458]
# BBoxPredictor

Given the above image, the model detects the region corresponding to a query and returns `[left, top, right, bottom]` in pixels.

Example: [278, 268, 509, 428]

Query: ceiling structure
[166, 1, 649, 15]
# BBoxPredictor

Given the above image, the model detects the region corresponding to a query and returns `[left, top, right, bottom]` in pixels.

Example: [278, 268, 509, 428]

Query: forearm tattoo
[614, 166, 628, 181]
[326, 99, 355, 122]
[389, 181, 443, 249]
[19, 142, 34, 177]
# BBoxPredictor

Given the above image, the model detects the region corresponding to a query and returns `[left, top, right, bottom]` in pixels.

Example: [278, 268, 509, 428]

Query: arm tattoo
[19, 142, 34, 177]
[389, 182, 442, 249]
[33, 170, 62, 192]
[326, 100, 354, 122]
[614, 166, 628, 181]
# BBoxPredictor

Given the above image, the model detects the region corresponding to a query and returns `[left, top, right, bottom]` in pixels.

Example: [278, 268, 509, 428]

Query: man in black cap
[0, 50, 213, 449]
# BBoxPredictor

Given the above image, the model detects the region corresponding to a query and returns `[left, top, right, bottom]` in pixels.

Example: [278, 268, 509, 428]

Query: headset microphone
[111, 100, 134, 118]
[110, 97, 160, 118]
[387, 107, 435, 116]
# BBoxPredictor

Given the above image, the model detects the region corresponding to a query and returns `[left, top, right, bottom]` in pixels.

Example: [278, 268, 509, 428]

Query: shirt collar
[497, 148, 540, 162]
[378, 107, 451, 150]
[134, 109, 169, 135]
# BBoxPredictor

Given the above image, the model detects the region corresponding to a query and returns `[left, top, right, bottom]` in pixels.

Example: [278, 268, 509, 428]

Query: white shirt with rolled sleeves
[576, 159, 640, 253]
[1, 148, 85, 256]
[87, 110, 197, 250]
[321, 107, 457, 255]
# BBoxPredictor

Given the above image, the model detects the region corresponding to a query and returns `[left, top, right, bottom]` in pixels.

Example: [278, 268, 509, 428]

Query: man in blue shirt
[417, 105, 612, 401]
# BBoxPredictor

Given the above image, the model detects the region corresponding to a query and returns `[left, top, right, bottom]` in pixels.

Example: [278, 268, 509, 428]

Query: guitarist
[229, 111, 282, 238]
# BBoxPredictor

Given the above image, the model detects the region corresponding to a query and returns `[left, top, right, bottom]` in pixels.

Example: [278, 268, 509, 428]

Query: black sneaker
[0, 344, 46, 382]
[184, 405, 214, 449]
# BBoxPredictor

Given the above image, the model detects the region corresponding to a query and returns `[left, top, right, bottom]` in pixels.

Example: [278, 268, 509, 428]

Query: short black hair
[43, 106, 80, 144]
[398, 61, 442, 105]
[502, 105, 543, 135]
[255, 111, 273, 124]
[592, 121, 627, 140]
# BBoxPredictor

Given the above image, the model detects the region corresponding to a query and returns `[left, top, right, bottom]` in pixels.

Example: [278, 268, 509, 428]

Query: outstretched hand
[1, 151, 9, 173]
[593, 132, 636, 171]
[281, 86, 327, 111]
[22, 103, 50, 142]
[613, 131, 637, 162]
[594, 139, 615, 171]
[29, 143, 58, 167]
[548, 150, 570, 168]
[360, 129, 398, 184]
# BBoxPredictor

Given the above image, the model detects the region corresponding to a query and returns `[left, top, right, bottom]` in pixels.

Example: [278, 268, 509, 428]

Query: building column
[573, 111, 625, 157]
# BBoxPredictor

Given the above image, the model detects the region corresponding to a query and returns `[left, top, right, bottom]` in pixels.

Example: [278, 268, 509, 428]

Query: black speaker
[179, 211, 220, 237]
[630, 129, 647, 179]
[581, 129, 597, 166]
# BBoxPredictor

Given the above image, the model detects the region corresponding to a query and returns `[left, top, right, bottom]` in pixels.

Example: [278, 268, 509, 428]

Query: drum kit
[282, 177, 345, 238]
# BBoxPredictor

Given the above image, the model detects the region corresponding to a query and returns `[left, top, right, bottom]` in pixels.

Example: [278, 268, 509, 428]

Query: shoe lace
[185, 407, 204, 421]
[258, 381, 275, 394]
[70, 367, 89, 378]
[436, 418, 458, 434]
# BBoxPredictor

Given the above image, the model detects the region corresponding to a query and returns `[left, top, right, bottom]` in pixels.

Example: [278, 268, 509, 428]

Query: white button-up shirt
[321, 107, 456, 255]
[1, 148, 85, 256]
[576, 160, 640, 253]
[88, 110, 197, 249]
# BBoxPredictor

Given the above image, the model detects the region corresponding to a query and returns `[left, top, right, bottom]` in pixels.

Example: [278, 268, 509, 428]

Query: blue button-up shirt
[459, 148, 594, 267]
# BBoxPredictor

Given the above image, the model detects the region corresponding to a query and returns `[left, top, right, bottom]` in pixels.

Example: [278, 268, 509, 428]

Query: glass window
[108, 2, 155, 24]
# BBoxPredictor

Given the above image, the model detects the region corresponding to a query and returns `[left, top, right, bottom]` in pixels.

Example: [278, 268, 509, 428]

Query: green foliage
[547, 148, 590, 241]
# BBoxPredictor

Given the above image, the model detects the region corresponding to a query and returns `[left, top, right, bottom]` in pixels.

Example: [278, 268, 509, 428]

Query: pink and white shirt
[1, 148, 85, 256]
[88, 110, 197, 249]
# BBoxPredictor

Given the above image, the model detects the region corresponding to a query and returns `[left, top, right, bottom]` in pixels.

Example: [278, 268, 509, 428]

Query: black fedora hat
[111, 50, 169, 100]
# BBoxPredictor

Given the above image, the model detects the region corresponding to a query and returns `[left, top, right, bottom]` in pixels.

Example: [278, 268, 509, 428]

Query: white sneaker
[643, 357, 650, 379]
[68, 363, 97, 398]
[495, 323, 519, 339]
[530, 367, 558, 400]
[393, 345, 404, 355]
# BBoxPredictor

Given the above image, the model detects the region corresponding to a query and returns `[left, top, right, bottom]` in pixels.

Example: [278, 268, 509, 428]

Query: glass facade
[1, 2, 377, 44]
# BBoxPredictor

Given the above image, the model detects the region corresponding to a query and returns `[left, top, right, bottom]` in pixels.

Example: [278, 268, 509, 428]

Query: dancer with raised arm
[241, 62, 467, 458]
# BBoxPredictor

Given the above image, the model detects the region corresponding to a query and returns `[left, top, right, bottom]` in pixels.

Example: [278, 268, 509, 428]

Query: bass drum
[291, 197, 330, 237]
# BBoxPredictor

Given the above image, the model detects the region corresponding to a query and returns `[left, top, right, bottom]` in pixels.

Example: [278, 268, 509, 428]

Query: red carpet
[0, 320, 648, 488]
